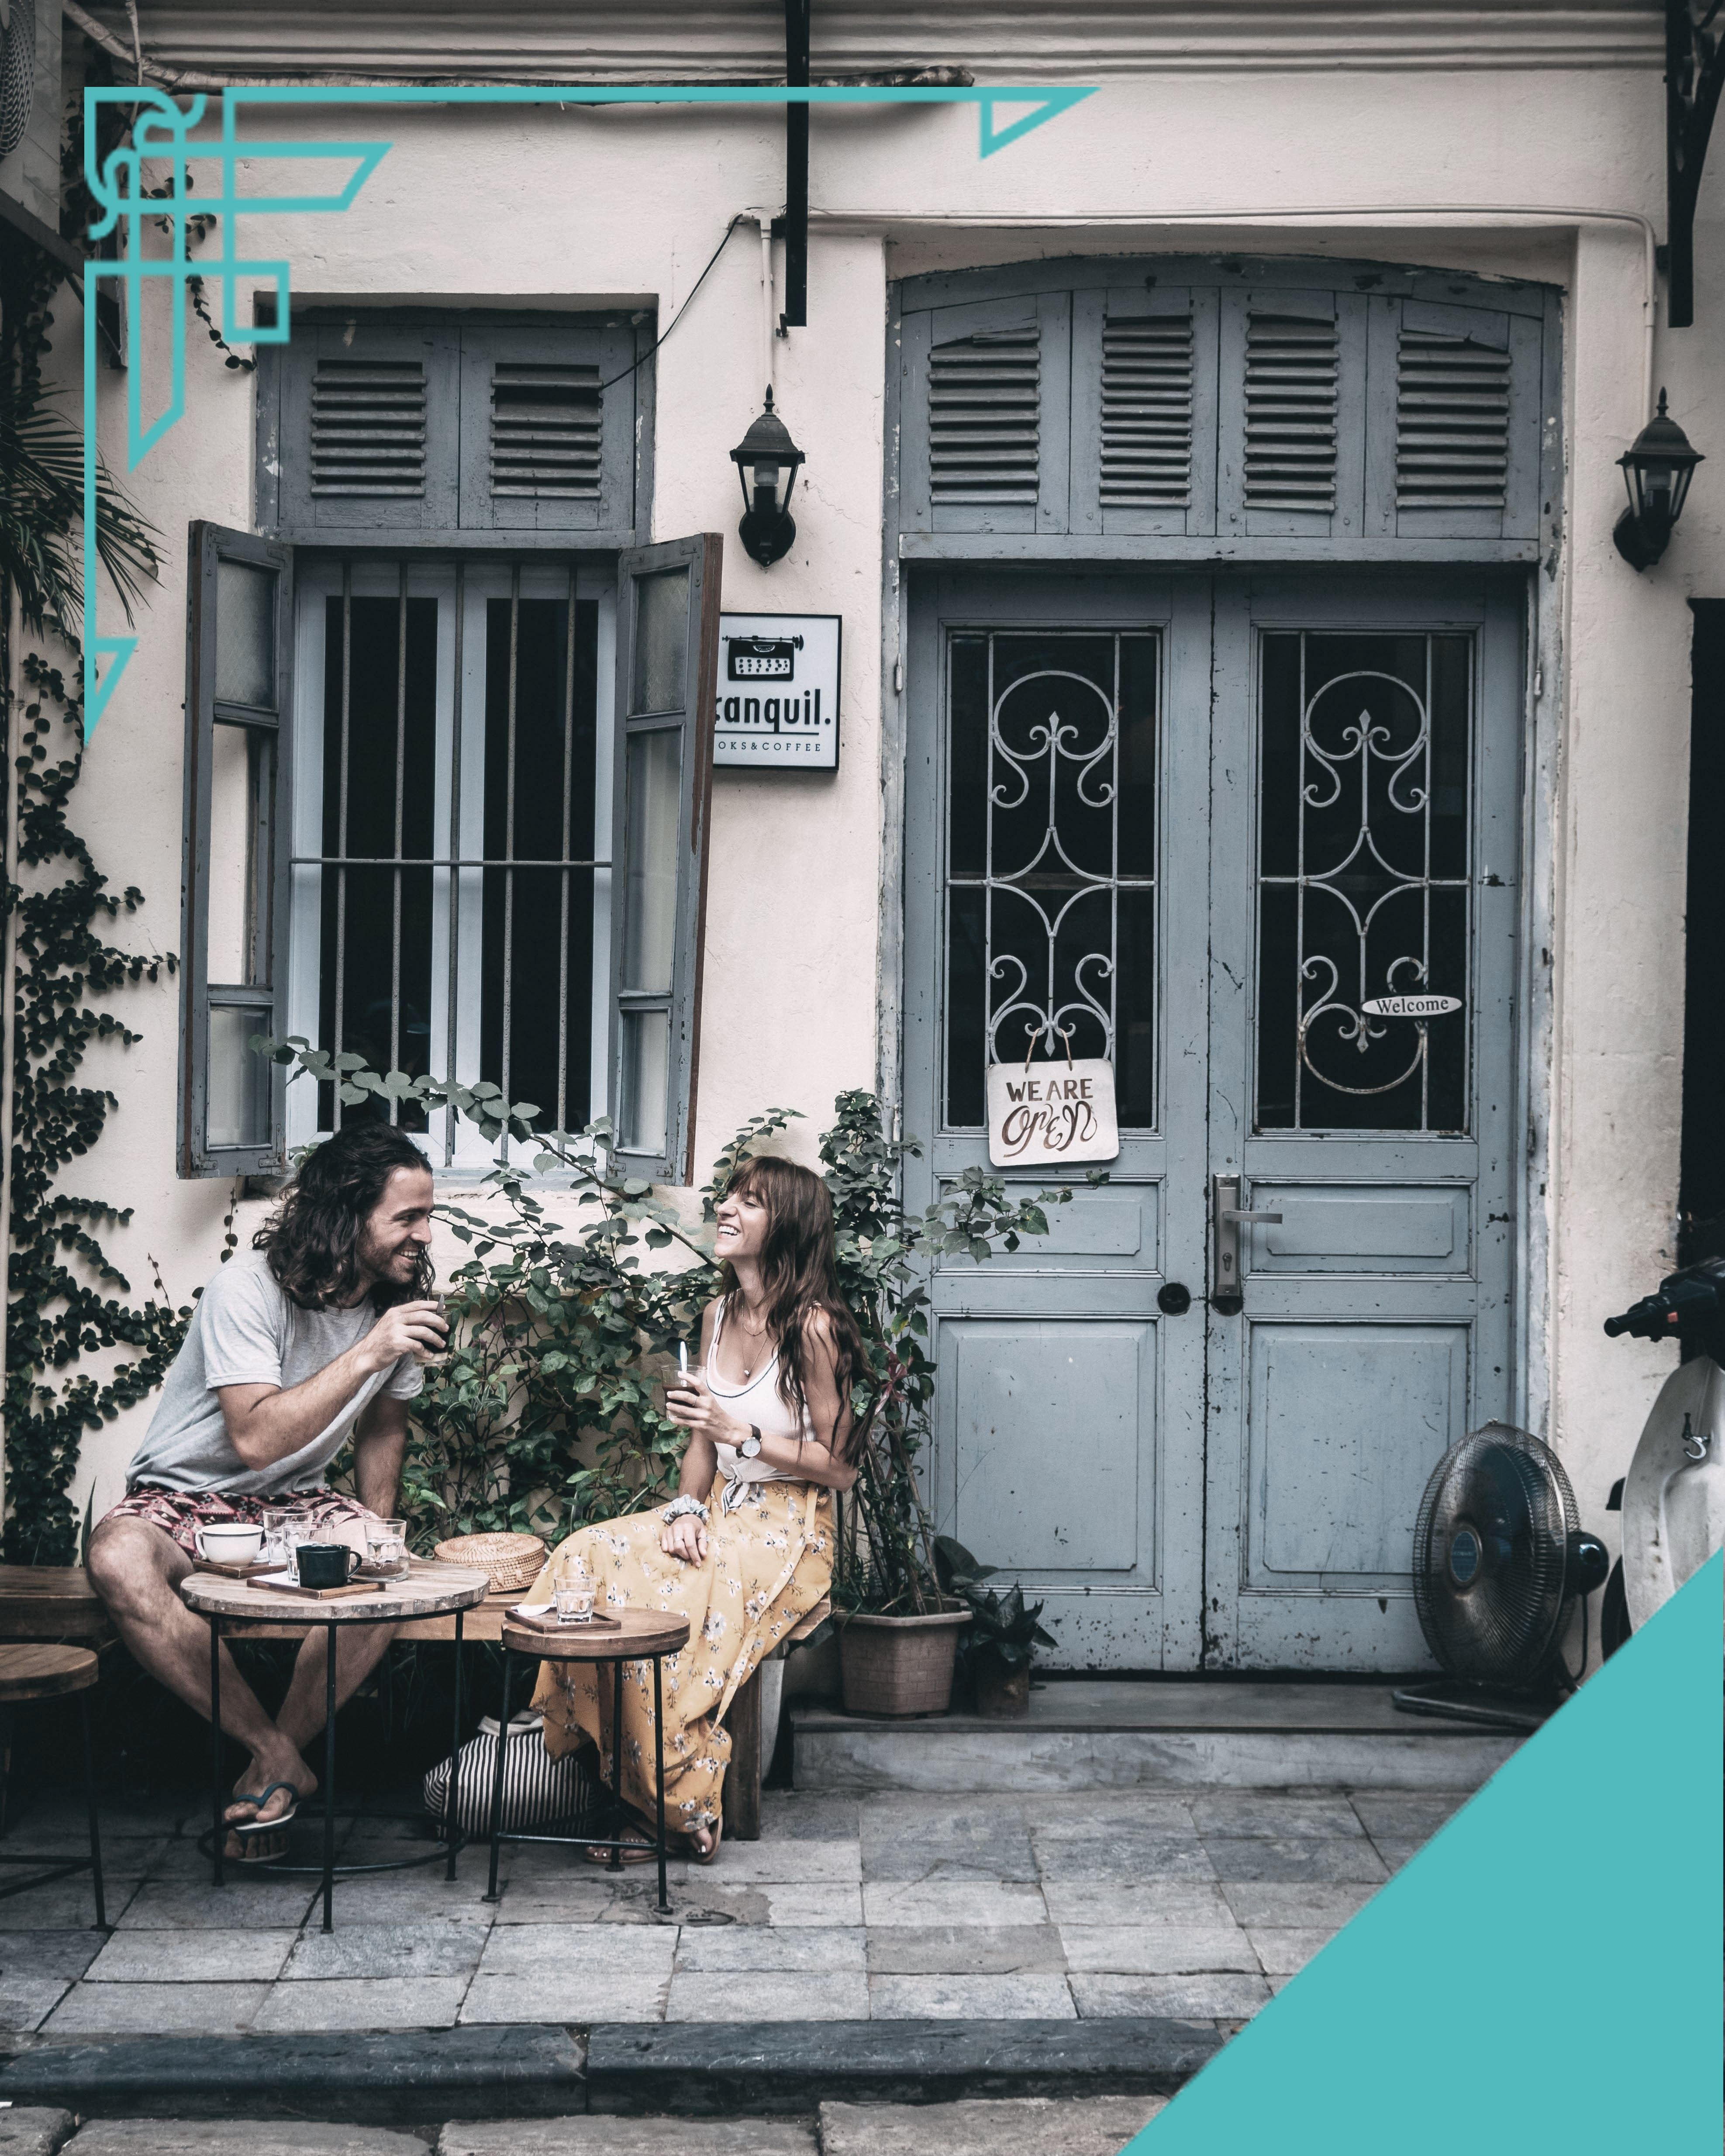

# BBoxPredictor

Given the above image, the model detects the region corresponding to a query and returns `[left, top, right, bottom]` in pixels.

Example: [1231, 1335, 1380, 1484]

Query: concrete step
[791, 1680, 1520, 1792]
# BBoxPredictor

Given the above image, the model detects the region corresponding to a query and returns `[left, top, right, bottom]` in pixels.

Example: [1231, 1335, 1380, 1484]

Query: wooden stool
[484, 1609, 691, 1917]
[726, 1597, 832, 1841]
[0, 1645, 106, 1928]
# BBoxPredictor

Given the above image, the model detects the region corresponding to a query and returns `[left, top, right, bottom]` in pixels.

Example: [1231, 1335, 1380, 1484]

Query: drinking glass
[555, 1566, 595, 1625]
[259, 1508, 293, 1568]
[364, 1518, 410, 1579]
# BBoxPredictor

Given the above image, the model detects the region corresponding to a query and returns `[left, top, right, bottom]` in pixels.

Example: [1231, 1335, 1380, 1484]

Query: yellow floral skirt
[528, 1477, 832, 1840]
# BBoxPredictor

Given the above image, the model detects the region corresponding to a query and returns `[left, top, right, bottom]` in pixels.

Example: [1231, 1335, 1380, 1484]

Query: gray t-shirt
[127, 1254, 424, 1497]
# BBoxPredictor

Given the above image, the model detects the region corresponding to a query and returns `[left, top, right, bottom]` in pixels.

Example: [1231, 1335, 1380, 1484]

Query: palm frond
[0, 399, 162, 635]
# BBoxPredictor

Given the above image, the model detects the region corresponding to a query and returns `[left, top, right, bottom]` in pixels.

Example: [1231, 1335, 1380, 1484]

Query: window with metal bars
[180, 529, 720, 1184]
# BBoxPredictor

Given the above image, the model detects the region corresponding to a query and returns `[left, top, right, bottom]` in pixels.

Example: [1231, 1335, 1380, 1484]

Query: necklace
[733, 1298, 769, 1380]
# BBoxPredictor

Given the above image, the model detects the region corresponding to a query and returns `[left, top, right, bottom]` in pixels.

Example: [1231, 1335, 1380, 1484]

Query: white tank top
[708, 1297, 812, 1500]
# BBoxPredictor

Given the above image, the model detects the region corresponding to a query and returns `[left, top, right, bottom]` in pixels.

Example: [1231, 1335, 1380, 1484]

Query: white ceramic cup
[194, 1522, 264, 1565]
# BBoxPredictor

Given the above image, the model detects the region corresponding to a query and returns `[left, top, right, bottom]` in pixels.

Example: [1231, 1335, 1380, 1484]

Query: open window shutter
[179, 522, 293, 1177]
[609, 533, 722, 1184]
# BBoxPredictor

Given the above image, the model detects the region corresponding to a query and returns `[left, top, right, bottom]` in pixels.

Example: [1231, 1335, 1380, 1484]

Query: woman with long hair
[530, 1156, 864, 1860]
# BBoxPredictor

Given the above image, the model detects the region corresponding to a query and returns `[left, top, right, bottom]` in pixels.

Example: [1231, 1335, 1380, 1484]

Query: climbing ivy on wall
[0, 97, 188, 1562]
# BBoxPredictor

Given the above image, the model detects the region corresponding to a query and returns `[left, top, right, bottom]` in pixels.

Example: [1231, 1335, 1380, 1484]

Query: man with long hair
[87, 1125, 447, 1856]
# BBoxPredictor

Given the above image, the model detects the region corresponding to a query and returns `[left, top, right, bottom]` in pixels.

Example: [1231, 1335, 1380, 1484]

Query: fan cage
[1411, 1421, 1579, 1685]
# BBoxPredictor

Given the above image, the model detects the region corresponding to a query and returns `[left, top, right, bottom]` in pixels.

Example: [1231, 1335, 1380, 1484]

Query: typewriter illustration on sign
[726, 635, 804, 681]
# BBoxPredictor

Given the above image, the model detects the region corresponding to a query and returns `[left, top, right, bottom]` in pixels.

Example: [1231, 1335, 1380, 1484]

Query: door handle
[1212, 1174, 1281, 1312]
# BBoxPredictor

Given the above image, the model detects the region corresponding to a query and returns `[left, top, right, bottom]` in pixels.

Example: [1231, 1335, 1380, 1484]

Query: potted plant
[823, 1095, 1078, 1716]
[935, 1537, 1057, 1718]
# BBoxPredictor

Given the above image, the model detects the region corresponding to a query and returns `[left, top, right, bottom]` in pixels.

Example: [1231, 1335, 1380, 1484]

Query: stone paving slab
[863, 1927, 1066, 1977]
[818, 2096, 1165, 2156]
[85, 1930, 299, 1984]
[438, 2121, 814, 2156]
[64, 2127, 430, 2155]
[0, 2109, 72, 2156]
[666, 1971, 872, 2022]
[868, 1976, 1077, 2022]
[0, 1934, 107, 1983]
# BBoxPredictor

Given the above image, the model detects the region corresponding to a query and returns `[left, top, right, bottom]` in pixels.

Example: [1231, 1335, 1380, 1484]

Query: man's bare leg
[87, 1518, 316, 1844]
[276, 1618, 397, 1759]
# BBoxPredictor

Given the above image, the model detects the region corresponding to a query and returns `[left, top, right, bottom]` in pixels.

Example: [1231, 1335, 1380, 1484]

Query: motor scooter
[1600, 1258, 1725, 1651]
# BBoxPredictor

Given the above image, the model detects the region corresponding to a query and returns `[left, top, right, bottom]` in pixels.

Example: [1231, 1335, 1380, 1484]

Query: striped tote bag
[422, 1710, 599, 1836]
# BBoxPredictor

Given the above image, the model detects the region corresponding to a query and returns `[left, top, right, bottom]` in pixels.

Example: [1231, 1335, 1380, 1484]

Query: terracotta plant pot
[970, 1652, 1031, 1718]
[838, 1608, 971, 1716]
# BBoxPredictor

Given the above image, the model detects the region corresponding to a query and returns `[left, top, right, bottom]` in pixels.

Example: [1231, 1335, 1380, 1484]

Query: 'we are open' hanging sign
[987, 1033, 1121, 1169]
[712, 613, 842, 769]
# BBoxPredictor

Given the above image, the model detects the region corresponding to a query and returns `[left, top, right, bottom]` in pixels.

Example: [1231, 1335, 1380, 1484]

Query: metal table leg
[210, 1618, 225, 1888]
[653, 1652, 668, 1916]
[321, 1621, 338, 1932]
[484, 1647, 512, 1904]
[445, 1608, 465, 1880]
[608, 1656, 624, 1872]
[79, 1690, 106, 1930]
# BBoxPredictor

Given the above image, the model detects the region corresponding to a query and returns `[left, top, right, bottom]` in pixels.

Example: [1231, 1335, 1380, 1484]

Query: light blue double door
[903, 569, 1525, 1671]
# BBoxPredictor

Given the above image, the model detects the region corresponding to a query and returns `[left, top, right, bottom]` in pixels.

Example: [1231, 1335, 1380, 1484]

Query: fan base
[1390, 1680, 1555, 1734]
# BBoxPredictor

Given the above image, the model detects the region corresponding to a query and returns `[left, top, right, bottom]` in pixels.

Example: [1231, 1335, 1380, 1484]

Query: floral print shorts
[100, 1484, 379, 1557]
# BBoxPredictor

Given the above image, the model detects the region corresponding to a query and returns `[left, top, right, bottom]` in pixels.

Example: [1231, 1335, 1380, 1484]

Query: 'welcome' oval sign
[1360, 994, 1463, 1018]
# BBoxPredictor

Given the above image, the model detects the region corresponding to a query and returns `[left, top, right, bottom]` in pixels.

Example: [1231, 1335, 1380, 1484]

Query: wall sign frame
[712, 611, 842, 769]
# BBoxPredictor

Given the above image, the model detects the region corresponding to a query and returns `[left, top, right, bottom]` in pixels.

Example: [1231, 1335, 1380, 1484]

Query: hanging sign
[1360, 994, 1463, 1019]
[712, 613, 841, 769]
[987, 1031, 1121, 1169]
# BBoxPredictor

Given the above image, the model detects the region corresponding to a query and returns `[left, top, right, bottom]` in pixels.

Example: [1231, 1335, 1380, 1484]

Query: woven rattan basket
[433, 1531, 547, 1595]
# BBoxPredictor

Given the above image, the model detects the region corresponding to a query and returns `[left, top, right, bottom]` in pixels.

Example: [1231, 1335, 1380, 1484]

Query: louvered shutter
[458, 322, 639, 532]
[1218, 288, 1366, 539]
[900, 292, 1071, 535]
[1366, 297, 1546, 540]
[277, 324, 459, 531]
[1072, 285, 1218, 536]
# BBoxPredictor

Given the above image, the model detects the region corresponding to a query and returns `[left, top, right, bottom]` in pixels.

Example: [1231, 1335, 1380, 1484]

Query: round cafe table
[179, 1560, 491, 1932]
[485, 1608, 692, 1918]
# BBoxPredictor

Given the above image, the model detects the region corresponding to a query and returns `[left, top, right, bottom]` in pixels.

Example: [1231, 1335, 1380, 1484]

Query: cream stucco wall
[19, 70, 1721, 1649]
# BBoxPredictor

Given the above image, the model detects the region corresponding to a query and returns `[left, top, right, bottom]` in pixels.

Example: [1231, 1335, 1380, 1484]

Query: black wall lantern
[1614, 390, 1705, 570]
[730, 388, 805, 567]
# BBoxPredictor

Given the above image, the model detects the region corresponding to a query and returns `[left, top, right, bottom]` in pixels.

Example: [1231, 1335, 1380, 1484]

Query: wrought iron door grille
[1243, 313, 1339, 511]
[310, 360, 428, 497]
[1255, 630, 1473, 1133]
[490, 362, 602, 499]
[944, 629, 1158, 1130]
[1101, 315, 1194, 507]
[296, 561, 601, 1159]
[1396, 333, 1511, 509]
[928, 329, 1041, 505]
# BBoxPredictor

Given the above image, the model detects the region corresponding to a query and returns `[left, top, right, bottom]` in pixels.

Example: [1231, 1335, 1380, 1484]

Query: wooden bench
[0, 1566, 114, 1646]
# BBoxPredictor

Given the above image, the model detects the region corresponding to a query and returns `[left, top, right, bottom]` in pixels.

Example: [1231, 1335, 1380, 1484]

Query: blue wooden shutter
[1071, 283, 1219, 538]
[1364, 294, 1546, 540]
[609, 534, 722, 1185]
[179, 522, 293, 1177]
[276, 322, 459, 532]
[1218, 286, 1367, 540]
[457, 322, 638, 532]
[901, 291, 1071, 535]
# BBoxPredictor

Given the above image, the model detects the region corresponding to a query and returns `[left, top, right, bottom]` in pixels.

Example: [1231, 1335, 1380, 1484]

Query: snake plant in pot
[935, 1536, 1058, 1717]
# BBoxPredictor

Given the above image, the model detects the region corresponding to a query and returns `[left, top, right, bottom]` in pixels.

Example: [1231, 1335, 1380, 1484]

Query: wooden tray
[508, 1605, 622, 1633]
[246, 1573, 384, 1602]
[191, 1556, 274, 1580]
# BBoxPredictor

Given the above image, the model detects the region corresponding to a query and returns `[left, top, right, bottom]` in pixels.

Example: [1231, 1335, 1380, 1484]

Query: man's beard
[358, 1233, 426, 1297]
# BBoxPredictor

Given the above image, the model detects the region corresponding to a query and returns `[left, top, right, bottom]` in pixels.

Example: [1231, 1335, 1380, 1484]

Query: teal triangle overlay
[1133, 1551, 1725, 2154]
[976, 90, 1095, 158]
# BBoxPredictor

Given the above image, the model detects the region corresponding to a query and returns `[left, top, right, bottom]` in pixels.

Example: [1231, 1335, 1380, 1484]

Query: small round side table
[485, 1609, 692, 1918]
[0, 1644, 105, 1928]
[180, 1562, 491, 1932]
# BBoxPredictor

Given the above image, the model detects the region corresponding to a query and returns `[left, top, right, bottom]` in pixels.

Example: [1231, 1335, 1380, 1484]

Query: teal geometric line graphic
[78, 79, 1095, 731]
[1132, 1550, 1725, 2155]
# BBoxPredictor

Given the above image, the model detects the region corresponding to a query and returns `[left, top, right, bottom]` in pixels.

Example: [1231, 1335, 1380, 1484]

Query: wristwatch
[738, 1425, 763, 1459]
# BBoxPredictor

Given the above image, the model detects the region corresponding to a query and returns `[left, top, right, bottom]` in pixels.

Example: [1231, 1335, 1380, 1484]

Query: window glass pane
[207, 1004, 270, 1148]
[620, 1008, 669, 1155]
[631, 569, 689, 715]
[480, 596, 599, 1134]
[623, 728, 681, 991]
[215, 558, 275, 707]
[1255, 630, 1473, 1133]
[317, 594, 438, 1130]
[943, 628, 1158, 1129]
[207, 723, 270, 986]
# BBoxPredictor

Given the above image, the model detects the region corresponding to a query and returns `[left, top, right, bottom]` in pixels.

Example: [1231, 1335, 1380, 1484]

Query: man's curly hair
[254, 1122, 435, 1311]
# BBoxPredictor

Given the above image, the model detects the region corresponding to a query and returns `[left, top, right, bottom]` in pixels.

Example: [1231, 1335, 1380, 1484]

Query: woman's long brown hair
[719, 1156, 866, 1462]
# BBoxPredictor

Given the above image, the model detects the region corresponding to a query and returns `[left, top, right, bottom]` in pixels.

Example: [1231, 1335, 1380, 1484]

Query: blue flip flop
[228, 1781, 301, 1842]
